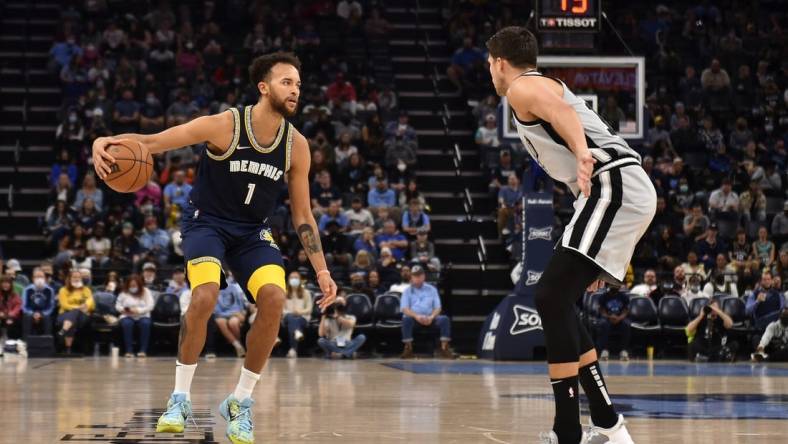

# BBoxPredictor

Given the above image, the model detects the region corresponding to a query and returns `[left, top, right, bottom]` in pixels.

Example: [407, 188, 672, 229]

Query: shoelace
[169, 400, 198, 429]
[232, 405, 254, 433]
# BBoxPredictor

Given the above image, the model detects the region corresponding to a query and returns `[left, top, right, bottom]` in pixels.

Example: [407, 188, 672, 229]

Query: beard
[269, 90, 298, 117]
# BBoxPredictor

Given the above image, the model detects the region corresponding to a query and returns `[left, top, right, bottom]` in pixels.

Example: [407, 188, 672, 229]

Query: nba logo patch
[259, 228, 279, 250]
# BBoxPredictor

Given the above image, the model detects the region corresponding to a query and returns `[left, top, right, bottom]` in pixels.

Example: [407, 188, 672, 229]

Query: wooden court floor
[1, 355, 786, 443]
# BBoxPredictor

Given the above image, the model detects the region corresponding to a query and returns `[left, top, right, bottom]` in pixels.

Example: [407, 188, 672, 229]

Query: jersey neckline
[244, 105, 285, 153]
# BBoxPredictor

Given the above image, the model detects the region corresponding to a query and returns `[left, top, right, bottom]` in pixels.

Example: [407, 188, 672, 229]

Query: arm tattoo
[297, 224, 322, 255]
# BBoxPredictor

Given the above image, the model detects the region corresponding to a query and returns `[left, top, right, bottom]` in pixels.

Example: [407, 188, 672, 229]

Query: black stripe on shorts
[567, 174, 602, 249]
[586, 168, 624, 258]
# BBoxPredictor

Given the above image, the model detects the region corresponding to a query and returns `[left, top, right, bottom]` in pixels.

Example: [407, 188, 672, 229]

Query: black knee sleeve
[535, 248, 602, 364]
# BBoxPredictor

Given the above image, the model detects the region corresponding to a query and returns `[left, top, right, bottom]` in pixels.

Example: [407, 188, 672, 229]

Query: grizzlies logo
[260, 228, 280, 250]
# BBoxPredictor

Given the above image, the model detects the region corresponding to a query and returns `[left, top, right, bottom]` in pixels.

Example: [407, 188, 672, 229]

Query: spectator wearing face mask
[57, 270, 95, 354]
[116, 274, 155, 357]
[751, 308, 788, 362]
[282, 272, 313, 359]
[0, 276, 22, 341]
[21, 268, 56, 337]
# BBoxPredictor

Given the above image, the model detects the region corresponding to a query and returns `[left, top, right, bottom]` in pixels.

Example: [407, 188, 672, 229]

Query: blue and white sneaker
[219, 395, 255, 444]
[156, 393, 192, 433]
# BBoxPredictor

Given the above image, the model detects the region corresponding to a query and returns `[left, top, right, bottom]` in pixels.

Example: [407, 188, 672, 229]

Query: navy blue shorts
[180, 203, 285, 303]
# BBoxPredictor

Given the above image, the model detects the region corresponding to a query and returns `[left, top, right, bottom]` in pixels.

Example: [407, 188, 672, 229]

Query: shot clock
[536, 0, 602, 32]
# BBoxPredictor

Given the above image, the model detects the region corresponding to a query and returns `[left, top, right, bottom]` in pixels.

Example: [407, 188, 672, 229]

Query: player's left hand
[576, 150, 596, 198]
[317, 272, 338, 310]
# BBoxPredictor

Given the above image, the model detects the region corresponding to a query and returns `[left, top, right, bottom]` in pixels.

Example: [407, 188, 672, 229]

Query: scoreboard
[536, 0, 602, 32]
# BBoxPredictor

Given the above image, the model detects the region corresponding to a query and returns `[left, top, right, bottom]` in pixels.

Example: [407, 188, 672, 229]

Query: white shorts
[560, 164, 657, 284]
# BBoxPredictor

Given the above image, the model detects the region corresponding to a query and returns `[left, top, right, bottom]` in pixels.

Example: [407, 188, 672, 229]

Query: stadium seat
[344, 293, 374, 335]
[374, 293, 402, 330]
[151, 293, 181, 352]
[91, 291, 119, 354]
[689, 297, 710, 318]
[658, 296, 690, 334]
[628, 296, 661, 333]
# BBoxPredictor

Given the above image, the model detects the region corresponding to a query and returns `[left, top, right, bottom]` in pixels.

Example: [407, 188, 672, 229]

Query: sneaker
[124, 353, 134, 358]
[539, 430, 588, 444]
[136, 352, 147, 358]
[274, 337, 282, 347]
[219, 395, 255, 444]
[751, 351, 768, 362]
[400, 343, 414, 359]
[583, 414, 634, 444]
[600, 349, 609, 361]
[156, 393, 192, 433]
[287, 348, 297, 358]
[205, 352, 217, 359]
[233, 342, 246, 358]
[294, 329, 304, 342]
[619, 350, 629, 362]
[437, 347, 454, 360]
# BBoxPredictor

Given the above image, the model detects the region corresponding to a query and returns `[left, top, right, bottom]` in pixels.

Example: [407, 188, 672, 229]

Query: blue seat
[628, 296, 660, 333]
[658, 296, 689, 334]
[689, 297, 710, 318]
[344, 293, 374, 334]
[374, 293, 402, 330]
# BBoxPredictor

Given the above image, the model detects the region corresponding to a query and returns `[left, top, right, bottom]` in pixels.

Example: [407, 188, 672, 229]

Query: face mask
[146, 97, 157, 105]
[34, 277, 46, 288]
[68, 114, 78, 123]
[106, 282, 117, 292]
[129, 286, 139, 294]
[71, 281, 83, 288]
[288, 277, 300, 287]
[397, 162, 407, 172]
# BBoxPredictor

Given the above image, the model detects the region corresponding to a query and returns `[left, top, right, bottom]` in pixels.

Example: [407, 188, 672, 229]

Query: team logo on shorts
[525, 270, 543, 286]
[528, 226, 553, 241]
[510, 305, 542, 335]
[259, 228, 279, 250]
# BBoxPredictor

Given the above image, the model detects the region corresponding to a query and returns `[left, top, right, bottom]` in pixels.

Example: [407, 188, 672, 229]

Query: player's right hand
[576, 150, 596, 198]
[92, 136, 119, 180]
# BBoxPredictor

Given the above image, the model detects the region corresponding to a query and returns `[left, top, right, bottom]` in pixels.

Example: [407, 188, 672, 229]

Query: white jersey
[510, 71, 656, 284]
[511, 71, 641, 197]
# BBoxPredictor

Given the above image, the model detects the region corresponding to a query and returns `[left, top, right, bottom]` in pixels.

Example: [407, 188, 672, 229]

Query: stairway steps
[0, 191, 50, 211]
[431, 219, 497, 238]
[435, 242, 508, 263]
[0, 238, 48, 258]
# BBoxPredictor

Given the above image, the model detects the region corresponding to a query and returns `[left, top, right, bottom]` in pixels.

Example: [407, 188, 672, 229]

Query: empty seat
[374, 293, 402, 330]
[151, 293, 181, 328]
[345, 293, 374, 334]
[658, 296, 689, 333]
[628, 296, 661, 332]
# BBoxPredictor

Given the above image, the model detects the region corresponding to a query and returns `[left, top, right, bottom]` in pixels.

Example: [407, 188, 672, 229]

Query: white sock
[232, 367, 261, 401]
[174, 360, 197, 400]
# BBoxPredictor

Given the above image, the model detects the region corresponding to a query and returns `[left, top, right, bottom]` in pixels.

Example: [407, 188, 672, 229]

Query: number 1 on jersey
[244, 183, 256, 205]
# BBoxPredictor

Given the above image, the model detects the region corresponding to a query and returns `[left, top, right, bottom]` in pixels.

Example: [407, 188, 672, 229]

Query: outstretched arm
[288, 131, 337, 309]
[91, 111, 234, 179]
[508, 79, 595, 197]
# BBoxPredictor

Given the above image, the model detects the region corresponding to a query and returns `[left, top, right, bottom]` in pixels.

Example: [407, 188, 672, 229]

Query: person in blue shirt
[213, 273, 250, 358]
[400, 265, 452, 359]
[595, 288, 631, 361]
[367, 179, 396, 209]
[375, 219, 408, 261]
[163, 169, 193, 212]
[139, 216, 171, 265]
[746, 271, 785, 330]
[318, 201, 349, 234]
[446, 37, 486, 91]
[402, 198, 431, 238]
[49, 36, 83, 70]
[497, 174, 522, 236]
[21, 268, 56, 337]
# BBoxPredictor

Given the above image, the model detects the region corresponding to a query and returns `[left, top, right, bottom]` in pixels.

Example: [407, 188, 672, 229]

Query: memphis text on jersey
[229, 159, 284, 181]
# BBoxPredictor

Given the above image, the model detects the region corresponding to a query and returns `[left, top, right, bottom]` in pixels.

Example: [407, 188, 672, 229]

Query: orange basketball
[103, 139, 153, 193]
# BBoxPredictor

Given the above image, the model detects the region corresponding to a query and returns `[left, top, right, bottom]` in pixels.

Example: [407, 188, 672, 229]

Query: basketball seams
[104, 140, 153, 192]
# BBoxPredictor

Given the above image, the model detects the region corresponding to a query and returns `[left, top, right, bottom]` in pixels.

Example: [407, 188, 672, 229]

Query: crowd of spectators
[0, 0, 453, 358]
[443, 1, 788, 360]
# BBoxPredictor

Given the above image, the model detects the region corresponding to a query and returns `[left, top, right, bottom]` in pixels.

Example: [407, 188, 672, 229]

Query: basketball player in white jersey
[486, 27, 656, 444]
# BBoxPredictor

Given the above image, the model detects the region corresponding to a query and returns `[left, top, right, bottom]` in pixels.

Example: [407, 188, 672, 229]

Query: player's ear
[257, 81, 268, 96]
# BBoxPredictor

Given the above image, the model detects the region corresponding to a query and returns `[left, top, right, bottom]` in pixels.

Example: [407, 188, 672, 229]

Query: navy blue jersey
[189, 105, 293, 223]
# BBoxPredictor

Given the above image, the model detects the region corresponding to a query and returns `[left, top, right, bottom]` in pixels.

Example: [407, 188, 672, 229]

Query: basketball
[103, 139, 153, 193]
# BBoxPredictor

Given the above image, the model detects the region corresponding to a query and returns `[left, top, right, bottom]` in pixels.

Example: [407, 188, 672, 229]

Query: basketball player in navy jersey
[486, 28, 654, 443]
[92, 52, 337, 444]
